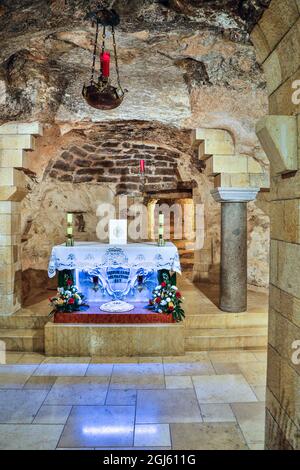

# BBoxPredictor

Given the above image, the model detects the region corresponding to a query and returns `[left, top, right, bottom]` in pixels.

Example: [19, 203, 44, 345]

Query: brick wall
[44, 121, 193, 195]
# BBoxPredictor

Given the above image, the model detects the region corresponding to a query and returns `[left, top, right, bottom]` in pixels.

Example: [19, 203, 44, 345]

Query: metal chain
[112, 25, 123, 93]
[90, 19, 99, 84]
[101, 25, 106, 54]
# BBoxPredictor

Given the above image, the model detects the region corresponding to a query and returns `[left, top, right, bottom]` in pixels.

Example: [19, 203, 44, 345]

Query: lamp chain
[112, 25, 123, 93]
[90, 19, 99, 84]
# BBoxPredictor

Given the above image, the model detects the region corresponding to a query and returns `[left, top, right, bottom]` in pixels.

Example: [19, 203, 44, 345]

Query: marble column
[211, 188, 259, 313]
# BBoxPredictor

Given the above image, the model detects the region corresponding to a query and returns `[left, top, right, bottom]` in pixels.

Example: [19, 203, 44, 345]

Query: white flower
[171, 285, 178, 290]
[161, 300, 167, 306]
[166, 297, 171, 302]
[158, 309, 162, 313]
[65, 290, 72, 297]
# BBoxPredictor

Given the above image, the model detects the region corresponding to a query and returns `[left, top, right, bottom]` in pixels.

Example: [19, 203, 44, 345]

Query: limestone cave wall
[0, 1, 271, 297]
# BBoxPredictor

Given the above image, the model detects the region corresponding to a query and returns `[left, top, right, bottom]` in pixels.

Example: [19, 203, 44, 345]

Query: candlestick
[158, 211, 165, 246]
[100, 51, 110, 78]
[66, 212, 74, 247]
[140, 159, 145, 174]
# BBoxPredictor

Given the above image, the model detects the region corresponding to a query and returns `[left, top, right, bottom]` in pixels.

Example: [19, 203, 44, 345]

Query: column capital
[211, 187, 260, 203]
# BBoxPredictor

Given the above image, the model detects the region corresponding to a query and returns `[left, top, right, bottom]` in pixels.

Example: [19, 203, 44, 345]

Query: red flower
[67, 279, 73, 286]
[68, 298, 75, 304]
[168, 306, 174, 311]
[155, 297, 161, 304]
[176, 291, 182, 298]
[161, 282, 166, 287]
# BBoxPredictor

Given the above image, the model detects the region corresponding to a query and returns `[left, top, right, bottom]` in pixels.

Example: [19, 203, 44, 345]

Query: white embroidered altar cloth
[48, 241, 181, 278]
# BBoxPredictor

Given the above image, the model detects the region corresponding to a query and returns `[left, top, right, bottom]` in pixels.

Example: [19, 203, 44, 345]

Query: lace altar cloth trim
[48, 241, 181, 278]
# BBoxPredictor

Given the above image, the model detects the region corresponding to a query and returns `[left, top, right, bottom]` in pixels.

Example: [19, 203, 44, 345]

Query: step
[0, 314, 48, 330]
[185, 312, 268, 329]
[0, 328, 44, 352]
[185, 327, 268, 351]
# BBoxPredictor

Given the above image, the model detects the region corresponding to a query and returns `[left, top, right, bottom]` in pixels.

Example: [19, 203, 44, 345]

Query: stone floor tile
[138, 357, 162, 364]
[0, 374, 31, 389]
[231, 402, 266, 447]
[252, 351, 268, 362]
[90, 356, 139, 364]
[85, 364, 113, 376]
[1, 353, 23, 364]
[45, 376, 109, 406]
[193, 374, 257, 404]
[208, 351, 257, 363]
[248, 442, 265, 450]
[17, 353, 46, 364]
[200, 404, 236, 422]
[164, 361, 215, 376]
[165, 375, 193, 389]
[238, 362, 267, 386]
[0, 424, 63, 450]
[110, 364, 165, 389]
[134, 424, 171, 447]
[0, 389, 48, 423]
[251, 385, 266, 402]
[136, 389, 202, 423]
[33, 405, 72, 424]
[212, 362, 242, 375]
[105, 389, 137, 405]
[163, 353, 209, 363]
[23, 376, 57, 390]
[0, 364, 38, 376]
[58, 405, 135, 448]
[33, 359, 89, 376]
[171, 423, 248, 450]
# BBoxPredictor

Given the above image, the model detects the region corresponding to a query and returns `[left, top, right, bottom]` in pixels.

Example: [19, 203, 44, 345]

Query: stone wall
[251, 0, 300, 450]
[44, 122, 190, 195]
[20, 121, 270, 303]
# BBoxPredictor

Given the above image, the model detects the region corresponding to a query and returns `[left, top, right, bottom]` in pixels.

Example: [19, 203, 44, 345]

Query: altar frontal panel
[45, 322, 184, 356]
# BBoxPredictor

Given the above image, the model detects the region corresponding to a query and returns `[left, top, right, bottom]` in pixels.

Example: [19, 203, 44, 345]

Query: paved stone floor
[0, 350, 267, 450]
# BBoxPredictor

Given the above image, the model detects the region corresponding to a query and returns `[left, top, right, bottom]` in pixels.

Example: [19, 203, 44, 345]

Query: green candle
[67, 213, 73, 224]
[67, 226, 73, 236]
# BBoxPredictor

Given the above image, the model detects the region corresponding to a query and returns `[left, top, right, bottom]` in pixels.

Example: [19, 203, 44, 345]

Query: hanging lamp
[82, 8, 126, 110]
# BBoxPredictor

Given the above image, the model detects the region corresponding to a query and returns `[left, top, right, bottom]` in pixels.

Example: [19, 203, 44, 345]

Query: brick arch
[43, 121, 193, 195]
[251, 0, 300, 451]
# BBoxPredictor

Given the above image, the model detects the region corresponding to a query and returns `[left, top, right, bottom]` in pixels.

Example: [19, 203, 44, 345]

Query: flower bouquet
[147, 273, 185, 322]
[49, 278, 88, 316]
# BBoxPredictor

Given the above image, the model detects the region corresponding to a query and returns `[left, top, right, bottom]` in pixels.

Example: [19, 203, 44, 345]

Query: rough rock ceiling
[0, 0, 269, 127]
[0, 0, 271, 40]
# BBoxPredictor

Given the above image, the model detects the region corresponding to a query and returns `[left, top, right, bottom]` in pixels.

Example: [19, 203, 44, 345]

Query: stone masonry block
[258, 0, 299, 52]
[0, 201, 21, 214]
[0, 134, 35, 150]
[0, 168, 26, 187]
[263, 50, 282, 96]
[0, 149, 28, 168]
[256, 115, 298, 175]
[0, 213, 21, 235]
[269, 67, 300, 116]
[271, 199, 300, 243]
[0, 122, 43, 136]
[0, 234, 21, 246]
[276, 240, 300, 298]
[205, 155, 248, 176]
[0, 186, 28, 202]
[0, 292, 21, 316]
[0, 245, 20, 265]
[250, 24, 271, 64]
